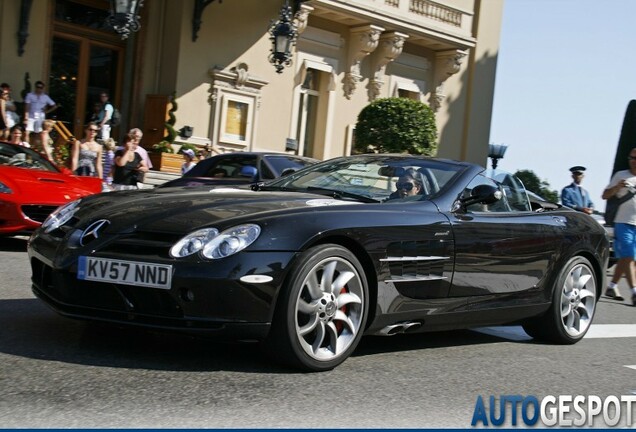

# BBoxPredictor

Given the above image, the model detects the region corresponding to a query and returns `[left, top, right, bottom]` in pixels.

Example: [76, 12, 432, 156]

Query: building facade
[0, 0, 503, 165]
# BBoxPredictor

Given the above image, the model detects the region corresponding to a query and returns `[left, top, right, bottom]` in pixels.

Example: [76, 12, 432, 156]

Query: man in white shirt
[602, 148, 636, 306]
[24, 81, 57, 142]
[97, 92, 113, 140]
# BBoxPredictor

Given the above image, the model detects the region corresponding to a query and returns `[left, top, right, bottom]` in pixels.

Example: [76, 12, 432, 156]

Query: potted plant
[150, 92, 183, 173]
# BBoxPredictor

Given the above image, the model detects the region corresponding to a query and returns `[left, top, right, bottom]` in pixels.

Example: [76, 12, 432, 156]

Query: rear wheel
[523, 256, 597, 343]
[266, 244, 368, 371]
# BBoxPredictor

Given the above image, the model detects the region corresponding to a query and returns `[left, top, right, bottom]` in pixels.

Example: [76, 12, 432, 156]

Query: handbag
[132, 169, 145, 184]
[605, 191, 635, 226]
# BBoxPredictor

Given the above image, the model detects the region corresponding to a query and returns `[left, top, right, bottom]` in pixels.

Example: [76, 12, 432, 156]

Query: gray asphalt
[1, 236, 634, 428]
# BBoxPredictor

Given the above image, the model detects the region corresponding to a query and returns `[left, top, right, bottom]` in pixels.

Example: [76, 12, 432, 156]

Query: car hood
[0, 166, 102, 202]
[159, 177, 252, 188]
[74, 187, 363, 233]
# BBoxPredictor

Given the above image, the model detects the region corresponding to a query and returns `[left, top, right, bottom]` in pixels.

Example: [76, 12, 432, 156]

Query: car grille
[31, 257, 183, 318]
[99, 230, 181, 257]
[22, 205, 58, 223]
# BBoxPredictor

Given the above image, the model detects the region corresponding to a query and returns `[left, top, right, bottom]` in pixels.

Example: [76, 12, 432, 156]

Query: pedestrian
[96, 92, 113, 141]
[102, 138, 116, 187]
[112, 134, 148, 190]
[561, 166, 594, 214]
[32, 119, 55, 160]
[1, 83, 20, 133]
[7, 125, 30, 147]
[71, 122, 103, 178]
[127, 128, 153, 169]
[181, 149, 197, 174]
[23, 81, 57, 143]
[0, 86, 10, 140]
[602, 148, 636, 306]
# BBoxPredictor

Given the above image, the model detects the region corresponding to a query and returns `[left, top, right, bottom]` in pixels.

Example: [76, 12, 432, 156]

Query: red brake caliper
[335, 287, 348, 334]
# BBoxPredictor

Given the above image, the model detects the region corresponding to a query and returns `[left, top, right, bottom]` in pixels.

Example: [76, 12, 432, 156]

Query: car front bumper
[28, 231, 297, 339]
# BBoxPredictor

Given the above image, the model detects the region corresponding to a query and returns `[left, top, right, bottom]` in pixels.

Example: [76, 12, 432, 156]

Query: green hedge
[354, 97, 437, 155]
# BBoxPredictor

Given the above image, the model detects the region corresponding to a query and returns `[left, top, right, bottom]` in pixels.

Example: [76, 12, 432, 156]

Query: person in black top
[112, 134, 148, 190]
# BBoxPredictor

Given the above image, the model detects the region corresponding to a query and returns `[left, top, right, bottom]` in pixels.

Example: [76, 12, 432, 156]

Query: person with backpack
[97, 92, 114, 141]
[602, 147, 636, 306]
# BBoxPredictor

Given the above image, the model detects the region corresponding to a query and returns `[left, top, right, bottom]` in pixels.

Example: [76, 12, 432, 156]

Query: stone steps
[141, 170, 180, 188]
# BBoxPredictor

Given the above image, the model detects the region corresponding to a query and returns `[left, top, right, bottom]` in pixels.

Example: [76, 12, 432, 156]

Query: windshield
[484, 169, 532, 212]
[266, 155, 317, 176]
[266, 155, 465, 202]
[0, 142, 59, 172]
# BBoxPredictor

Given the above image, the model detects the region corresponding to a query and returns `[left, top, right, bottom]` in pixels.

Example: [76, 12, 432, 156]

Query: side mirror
[239, 165, 258, 181]
[460, 184, 502, 207]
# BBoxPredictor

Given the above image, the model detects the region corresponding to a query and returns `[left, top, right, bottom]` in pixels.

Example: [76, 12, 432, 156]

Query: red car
[0, 141, 103, 235]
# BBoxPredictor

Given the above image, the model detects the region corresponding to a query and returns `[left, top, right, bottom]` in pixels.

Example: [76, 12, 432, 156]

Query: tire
[522, 256, 597, 344]
[266, 244, 369, 371]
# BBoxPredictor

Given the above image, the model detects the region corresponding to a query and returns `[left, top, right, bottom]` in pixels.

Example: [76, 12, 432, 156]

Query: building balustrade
[409, 0, 462, 27]
[320, 0, 473, 39]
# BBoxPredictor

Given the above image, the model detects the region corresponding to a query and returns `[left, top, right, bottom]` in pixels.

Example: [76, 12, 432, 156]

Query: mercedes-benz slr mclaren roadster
[28, 154, 609, 371]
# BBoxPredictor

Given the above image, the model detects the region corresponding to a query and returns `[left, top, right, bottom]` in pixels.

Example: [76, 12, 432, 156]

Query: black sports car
[28, 154, 609, 371]
[159, 152, 318, 188]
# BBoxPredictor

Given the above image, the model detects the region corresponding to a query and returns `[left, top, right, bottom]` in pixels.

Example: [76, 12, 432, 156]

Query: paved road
[1, 236, 635, 428]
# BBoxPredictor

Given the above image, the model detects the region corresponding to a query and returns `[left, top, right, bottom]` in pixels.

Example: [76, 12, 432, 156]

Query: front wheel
[523, 256, 597, 343]
[266, 244, 369, 371]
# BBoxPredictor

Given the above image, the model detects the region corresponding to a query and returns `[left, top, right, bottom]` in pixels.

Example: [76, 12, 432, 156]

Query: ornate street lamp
[107, 0, 144, 40]
[488, 143, 508, 170]
[268, 0, 298, 74]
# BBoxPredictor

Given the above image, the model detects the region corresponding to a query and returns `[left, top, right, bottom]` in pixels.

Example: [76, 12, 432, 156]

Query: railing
[52, 120, 75, 144]
[409, 0, 462, 27]
[51, 120, 75, 167]
[384, 0, 399, 7]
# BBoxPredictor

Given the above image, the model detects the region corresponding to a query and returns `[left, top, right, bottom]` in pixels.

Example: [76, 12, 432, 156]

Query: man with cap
[181, 149, 197, 175]
[561, 166, 594, 214]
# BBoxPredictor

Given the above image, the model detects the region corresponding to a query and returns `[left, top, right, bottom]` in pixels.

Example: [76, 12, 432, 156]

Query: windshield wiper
[252, 183, 289, 192]
[305, 186, 378, 203]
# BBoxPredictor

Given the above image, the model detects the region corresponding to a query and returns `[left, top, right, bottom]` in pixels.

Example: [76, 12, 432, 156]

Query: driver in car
[387, 168, 423, 200]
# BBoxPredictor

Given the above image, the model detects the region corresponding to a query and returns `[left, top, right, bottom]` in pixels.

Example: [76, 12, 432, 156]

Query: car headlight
[41, 199, 81, 233]
[170, 224, 261, 259]
[202, 224, 261, 259]
[169, 228, 219, 258]
[0, 181, 12, 194]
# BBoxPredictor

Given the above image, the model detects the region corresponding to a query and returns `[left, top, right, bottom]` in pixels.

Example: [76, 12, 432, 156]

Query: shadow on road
[0, 296, 535, 374]
[0, 236, 28, 252]
[0, 298, 287, 373]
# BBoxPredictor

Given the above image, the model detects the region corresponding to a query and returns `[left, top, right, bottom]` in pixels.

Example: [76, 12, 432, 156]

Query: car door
[448, 174, 562, 301]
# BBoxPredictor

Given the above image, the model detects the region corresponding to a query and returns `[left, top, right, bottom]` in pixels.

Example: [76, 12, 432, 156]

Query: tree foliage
[354, 98, 437, 155]
[514, 169, 558, 202]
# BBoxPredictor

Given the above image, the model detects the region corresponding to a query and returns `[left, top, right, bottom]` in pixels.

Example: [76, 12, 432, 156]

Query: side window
[463, 174, 511, 213]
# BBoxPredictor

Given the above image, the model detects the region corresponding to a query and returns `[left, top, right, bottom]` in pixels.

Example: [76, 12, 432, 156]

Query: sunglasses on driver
[396, 182, 415, 191]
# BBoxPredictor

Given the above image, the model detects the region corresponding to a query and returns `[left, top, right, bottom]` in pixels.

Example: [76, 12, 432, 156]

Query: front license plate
[77, 256, 172, 290]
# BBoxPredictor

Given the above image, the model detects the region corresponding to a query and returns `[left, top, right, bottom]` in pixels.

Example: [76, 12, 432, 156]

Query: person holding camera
[602, 147, 636, 306]
[112, 134, 147, 191]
